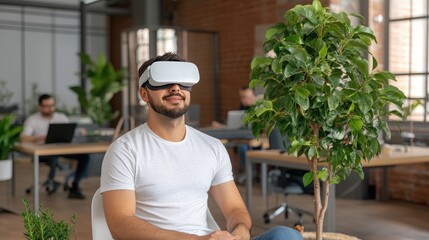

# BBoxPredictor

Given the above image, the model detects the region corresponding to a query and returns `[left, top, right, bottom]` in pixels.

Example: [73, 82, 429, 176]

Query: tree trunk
[311, 156, 323, 240]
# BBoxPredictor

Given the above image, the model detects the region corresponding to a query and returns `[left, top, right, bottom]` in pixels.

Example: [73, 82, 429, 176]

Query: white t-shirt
[21, 112, 69, 137]
[100, 123, 233, 236]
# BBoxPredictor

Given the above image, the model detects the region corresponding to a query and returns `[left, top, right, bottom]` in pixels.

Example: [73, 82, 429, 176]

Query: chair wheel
[46, 183, 57, 195]
[263, 213, 271, 224]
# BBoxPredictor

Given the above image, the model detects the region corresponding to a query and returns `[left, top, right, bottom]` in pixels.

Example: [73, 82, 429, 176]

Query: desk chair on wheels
[263, 168, 313, 226]
[25, 157, 75, 195]
[263, 128, 313, 226]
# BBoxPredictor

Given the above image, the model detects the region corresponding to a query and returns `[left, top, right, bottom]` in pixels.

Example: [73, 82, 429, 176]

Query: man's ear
[139, 88, 149, 103]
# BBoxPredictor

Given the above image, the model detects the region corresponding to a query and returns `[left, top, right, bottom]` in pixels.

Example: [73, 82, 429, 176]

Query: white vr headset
[139, 61, 200, 88]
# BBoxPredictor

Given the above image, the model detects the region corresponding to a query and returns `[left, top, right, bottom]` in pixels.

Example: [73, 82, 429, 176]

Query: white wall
[0, 2, 106, 117]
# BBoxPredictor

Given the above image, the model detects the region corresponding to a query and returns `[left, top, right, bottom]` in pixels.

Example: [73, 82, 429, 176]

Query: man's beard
[147, 93, 189, 119]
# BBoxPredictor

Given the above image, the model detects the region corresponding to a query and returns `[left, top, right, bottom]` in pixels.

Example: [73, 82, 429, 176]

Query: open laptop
[45, 123, 77, 144]
[226, 110, 246, 129]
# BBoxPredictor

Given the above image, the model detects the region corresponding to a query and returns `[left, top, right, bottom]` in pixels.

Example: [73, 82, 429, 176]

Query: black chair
[25, 157, 75, 195]
[262, 128, 313, 226]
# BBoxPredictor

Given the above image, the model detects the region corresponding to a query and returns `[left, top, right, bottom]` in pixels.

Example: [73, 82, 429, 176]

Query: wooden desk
[245, 146, 429, 232]
[15, 142, 110, 213]
[199, 128, 254, 140]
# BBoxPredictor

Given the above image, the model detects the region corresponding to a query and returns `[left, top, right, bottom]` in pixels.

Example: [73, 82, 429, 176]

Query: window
[388, 0, 429, 121]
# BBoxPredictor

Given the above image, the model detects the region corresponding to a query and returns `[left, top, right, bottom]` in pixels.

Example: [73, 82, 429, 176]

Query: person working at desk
[21, 94, 90, 199]
[100, 53, 302, 239]
[211, 86, 257, 128]
[211, 86, 260, 183]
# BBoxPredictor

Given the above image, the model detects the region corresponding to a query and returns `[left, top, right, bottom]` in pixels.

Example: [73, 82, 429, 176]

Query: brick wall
[171, 0, 315, 123]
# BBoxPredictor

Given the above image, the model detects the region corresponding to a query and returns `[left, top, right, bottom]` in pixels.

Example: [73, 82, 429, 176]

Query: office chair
[25, 157, 75, 195]
[263, 128, 313, 226]
[91, 188, 113, 240]
[91, 188, 220, 240]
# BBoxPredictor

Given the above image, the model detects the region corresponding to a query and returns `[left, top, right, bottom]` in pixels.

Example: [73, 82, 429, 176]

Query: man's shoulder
[53, 112, 68, 119]
[24, 112, 41, 122]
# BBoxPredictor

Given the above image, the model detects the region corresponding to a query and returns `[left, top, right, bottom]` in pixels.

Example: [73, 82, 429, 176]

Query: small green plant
[0, 80, 13, 106]
[22, 199, 77, 240]
[70, 52, 127, 127]
[0, 114, 22, 160]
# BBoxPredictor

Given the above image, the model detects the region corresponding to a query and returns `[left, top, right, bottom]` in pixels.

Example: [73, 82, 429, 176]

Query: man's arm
[103, 190, 237, 240]
[209, 181, 252, 240]
[20, 134, 45, 143]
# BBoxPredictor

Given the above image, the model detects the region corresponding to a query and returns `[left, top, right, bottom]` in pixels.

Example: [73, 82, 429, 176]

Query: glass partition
[121, 27, 219, 127]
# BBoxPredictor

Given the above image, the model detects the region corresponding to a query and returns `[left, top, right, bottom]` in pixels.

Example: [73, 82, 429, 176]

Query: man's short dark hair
[240, 85, 255, 95]
[38, 94, 53, 105]
[138, 52, 185, 80]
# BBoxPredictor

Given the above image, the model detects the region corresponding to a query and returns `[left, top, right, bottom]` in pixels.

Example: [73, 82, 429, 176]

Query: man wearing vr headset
[100, 53, 303, 240]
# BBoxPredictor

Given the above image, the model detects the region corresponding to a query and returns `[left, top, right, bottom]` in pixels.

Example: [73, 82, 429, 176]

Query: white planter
[0, 159, 13, 181]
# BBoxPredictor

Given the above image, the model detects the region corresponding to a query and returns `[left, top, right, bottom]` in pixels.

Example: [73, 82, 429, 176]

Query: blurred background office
[0, 0, 429, 207]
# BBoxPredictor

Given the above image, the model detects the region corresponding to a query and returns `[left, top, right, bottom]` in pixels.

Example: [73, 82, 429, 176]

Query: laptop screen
[45, 123, 77, 144]
[226, 110, 245, 129]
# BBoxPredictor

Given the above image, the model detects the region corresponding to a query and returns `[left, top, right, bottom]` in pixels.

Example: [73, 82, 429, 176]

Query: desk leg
[246, 159, 253, 216]
[324, 184, 336, 232]
[33, 154, 39, 214]
[382, 167, 388, 201]
[261, 163, 267, 197]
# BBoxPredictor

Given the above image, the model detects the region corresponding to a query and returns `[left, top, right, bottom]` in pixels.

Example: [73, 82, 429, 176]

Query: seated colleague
[211, 86, 260, 183]
[21, 94, 90, 199]
[100, 53, 303, 240]
[211, 86, 257, 128]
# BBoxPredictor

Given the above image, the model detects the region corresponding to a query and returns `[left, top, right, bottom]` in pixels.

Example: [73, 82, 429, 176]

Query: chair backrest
[206, 207, 220, 230]
[91, 188, 220, 239]
[91, 188, 113, 240]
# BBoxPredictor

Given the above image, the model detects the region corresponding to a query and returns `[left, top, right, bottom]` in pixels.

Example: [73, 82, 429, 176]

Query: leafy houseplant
[22, 199, 76, 240]
[244, 1, 406, 239]
[70, 52, 126, 127]
[0, 114, 22, 181]
[0, 114, 22, 160]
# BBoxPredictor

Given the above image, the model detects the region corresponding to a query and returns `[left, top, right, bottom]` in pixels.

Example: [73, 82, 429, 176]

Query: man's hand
[199, 230, 237, 240]
[231, 224, 251, 240]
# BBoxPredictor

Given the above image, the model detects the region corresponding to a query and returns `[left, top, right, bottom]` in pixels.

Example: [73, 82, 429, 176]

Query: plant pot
[0, 159, 13, 181]
[302, 232, 361, 240]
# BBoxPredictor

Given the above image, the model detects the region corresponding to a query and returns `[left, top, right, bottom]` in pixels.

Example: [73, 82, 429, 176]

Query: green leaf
[295, 86, 310, 110]
[303, 171, 314, 187]
[328, 94, 340, 111]
[318, 43, 327, 60]
[271, 58, 283, 74]
[251, 57, 272, 70]
[284, 35, 303, 44]
[349, 115, 363, 131]
[307, 146, 317, 159]
[312, 0, 323, 12]
[265, 23, 287, 40]
[372, 55, 378, 70]
[331, 127, 346, 140]
[349, 92, 373, 114]
[311, 74, 325, 86]
[318, 167, 329, 182]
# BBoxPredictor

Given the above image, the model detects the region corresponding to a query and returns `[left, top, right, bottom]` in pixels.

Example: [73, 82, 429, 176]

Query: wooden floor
[1, 160, 429, 240]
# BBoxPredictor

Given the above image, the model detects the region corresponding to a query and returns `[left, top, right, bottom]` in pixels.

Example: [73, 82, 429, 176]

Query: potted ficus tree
[0, 114, 22, 181]
[244, 0, 406, 239]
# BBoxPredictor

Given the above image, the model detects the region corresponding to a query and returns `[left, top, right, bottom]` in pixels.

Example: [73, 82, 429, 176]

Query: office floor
[1, 160, 429, 240]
